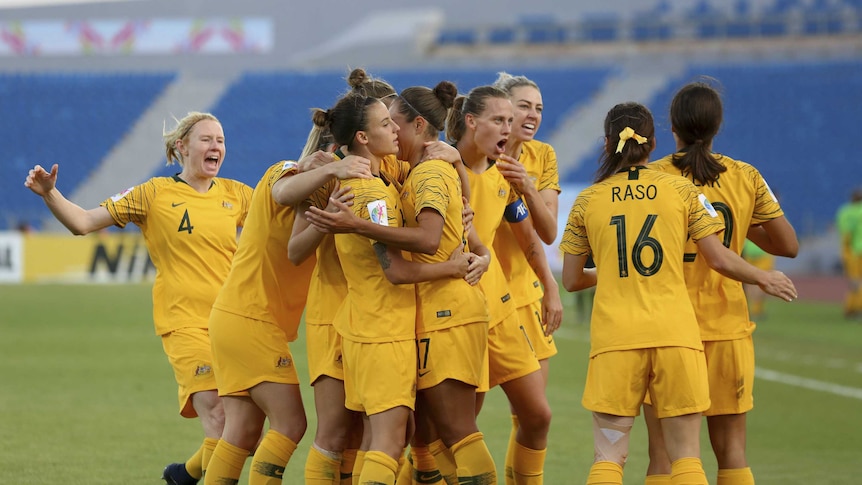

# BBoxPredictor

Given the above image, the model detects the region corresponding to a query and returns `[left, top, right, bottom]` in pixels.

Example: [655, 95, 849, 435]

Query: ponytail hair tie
[616, 127, 648, 153]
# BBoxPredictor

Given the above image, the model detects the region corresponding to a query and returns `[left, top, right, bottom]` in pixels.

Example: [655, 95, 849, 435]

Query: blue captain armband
[504, 199, 528, 223]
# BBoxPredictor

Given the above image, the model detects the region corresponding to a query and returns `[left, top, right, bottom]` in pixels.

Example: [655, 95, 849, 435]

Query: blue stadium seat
[0, 72, 175, 230]
[5, 60, 858, 237]
[801, 0, 847, 35]
[758, 16, 789, 36]
[526, 25, 568, 44]
[200, 67, 614, 191]
[631, 19, 673, 42]
[488, 27, 517, 44]
[580, 13, 620, 43]
[516, 14, 569, 44]
[640, 60, 862, 235]
[770, 0, 801, 14]
[436, 29, 477, 46]
[726, 19, 754, 38]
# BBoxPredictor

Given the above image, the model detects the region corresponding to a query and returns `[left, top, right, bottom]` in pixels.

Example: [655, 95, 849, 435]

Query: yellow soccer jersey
[523, 140, 562, 193]
[101, 176, 252, 336]
[652, 154, 784, 340]
[464, 163, 522, 328]
[303, 151, 345, 327]
[211, 161, 316, 340]
[401, 159, 489, 333]
[302, 188, 346, 326]
[493, 140, 561, 307]
[303, 151, 408, 326]
[333, 175, 416, 343]
[560, 166, 724, 356]
[329, 149, 409, 189]
[381, 153, 411, 192]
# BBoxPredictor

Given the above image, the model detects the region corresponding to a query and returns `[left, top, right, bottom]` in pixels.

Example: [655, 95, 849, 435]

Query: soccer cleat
[162, 463, 199, 485]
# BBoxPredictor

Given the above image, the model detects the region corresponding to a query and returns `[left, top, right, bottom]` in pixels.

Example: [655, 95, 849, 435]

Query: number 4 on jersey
[178, 209, 194, 234]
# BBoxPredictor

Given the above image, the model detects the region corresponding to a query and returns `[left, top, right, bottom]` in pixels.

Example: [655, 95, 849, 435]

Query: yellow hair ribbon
[615, 127, 648, 154]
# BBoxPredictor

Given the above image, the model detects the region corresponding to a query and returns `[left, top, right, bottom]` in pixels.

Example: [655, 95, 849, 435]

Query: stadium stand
[0, 72, 174, 230]
[433, 0, 862, 46]
[1, 0, 860, 244]
[562, 58, 862, 237]
[157, 67, 614, 190]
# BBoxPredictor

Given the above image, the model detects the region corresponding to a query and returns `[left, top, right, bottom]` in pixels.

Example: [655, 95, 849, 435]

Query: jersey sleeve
[672, 177, 724, 242]
[238, 183, 253, 227]
[266, 160, 301, 190]
[100, 180, 155, 228]
[746, 165, 784, 225]
[537, 144, 561, 193]
[412, 163, 450, 220]
[560, 190, 592, 256]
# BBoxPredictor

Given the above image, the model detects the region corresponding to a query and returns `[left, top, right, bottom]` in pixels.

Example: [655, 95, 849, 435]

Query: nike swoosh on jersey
[171, 202, 186, 207]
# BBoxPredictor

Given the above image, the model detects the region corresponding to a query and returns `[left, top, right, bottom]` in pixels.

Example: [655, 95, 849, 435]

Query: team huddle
[24, 69, 798, 485]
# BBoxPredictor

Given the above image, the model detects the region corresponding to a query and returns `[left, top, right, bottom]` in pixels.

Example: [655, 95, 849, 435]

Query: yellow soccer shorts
[585, 347, 710, 419]
[208, 307, 299, 397]
[517, 299, 558, 361]
[416, 321, 487, 391]
[306, 323, 345, 385]
[703, 337, 755, 416]
[487, 311, 541, 389]
[342, 337, 417, 415]
[161, 327, 218, 418]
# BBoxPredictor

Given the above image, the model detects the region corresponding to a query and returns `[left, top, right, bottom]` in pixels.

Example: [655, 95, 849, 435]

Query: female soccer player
[300, 80, 496, 485]
[288, 69, 468, 485]
[282, 68, 398, 485]
[447, 84, 562, 484]
[491, 72, 561, 484]
[389, 81, 498, 485]
[560, 101, 796, 485]
[644, 81, 798, 485]
[24, 112, 252, 485]
[201, 108, 374, 482]
[309, 89, 481, 485]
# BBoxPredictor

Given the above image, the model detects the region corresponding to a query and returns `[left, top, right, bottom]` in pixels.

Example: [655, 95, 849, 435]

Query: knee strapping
[592, 413, 634, 466]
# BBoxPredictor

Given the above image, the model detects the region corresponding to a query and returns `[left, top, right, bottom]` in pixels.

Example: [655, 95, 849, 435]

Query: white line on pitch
[755, 367, 862, 401]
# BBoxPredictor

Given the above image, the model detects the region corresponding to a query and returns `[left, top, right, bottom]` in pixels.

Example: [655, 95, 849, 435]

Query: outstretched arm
[24, 164, 115, 235]
[697, 234, 797, 301]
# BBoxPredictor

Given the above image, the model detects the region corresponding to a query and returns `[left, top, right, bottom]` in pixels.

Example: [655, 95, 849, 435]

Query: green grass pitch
[1, 283, 860, 484]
